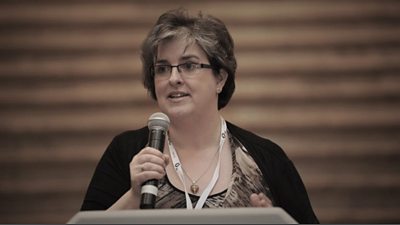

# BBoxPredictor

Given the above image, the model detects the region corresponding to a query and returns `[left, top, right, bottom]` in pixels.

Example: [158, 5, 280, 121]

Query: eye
[154, 65, 170, 74]
[181, 62, 197, 71]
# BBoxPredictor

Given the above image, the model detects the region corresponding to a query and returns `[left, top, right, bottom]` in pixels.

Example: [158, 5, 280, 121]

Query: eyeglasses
[153, 62, 212, 79]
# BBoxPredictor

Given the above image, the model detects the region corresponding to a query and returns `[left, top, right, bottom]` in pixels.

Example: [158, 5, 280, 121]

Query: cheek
[154, 80, 163, 96]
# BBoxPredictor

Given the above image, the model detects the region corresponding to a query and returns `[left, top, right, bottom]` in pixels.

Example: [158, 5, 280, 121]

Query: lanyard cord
[167, 118, 227, 209]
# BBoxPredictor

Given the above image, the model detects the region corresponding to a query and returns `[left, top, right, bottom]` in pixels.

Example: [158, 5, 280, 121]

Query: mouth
[168, 92, 190, 99]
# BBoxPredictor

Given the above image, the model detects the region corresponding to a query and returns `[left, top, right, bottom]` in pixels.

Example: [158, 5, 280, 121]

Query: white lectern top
[68, 207, 297, 224]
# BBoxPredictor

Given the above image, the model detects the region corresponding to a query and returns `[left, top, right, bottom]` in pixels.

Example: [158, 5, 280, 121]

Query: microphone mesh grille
[147, 112, 170, 131]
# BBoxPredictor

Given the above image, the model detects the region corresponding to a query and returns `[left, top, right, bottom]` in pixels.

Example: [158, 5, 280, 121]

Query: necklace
[180, 149, 219, 194]
[168, 117, 227, 209]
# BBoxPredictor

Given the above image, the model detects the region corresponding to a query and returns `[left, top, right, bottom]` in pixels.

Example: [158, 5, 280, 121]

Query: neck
[168, 111, 222, 152]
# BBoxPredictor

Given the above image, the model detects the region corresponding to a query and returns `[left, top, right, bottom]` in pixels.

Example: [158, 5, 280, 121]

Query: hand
[250, 193, 272, 207]
[129, 147, 169, 197]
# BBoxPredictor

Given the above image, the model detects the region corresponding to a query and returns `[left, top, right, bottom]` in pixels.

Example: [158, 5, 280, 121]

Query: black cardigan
[81, 121, 319, 223]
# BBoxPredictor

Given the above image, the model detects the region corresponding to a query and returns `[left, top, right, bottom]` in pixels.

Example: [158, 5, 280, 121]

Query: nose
[168, 66, 183, 86]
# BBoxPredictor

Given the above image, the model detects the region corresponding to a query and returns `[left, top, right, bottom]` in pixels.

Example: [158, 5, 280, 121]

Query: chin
[161, 105, 194, 120]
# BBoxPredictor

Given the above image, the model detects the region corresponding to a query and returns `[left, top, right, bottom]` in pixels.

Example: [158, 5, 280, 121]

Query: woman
[81, 9, 319, 223]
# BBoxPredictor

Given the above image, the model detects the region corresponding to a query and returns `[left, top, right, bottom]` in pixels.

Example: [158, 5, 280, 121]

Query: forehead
[156, 38, 208, 62]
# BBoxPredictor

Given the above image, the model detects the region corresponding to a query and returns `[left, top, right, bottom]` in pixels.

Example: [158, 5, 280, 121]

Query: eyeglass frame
[152, 62, 213, 79]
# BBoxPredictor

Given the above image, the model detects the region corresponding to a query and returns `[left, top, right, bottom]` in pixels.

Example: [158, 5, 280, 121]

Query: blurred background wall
[0, 0, 399, 223]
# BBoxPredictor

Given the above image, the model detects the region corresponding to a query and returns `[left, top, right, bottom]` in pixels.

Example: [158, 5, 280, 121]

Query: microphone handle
[140, 179, 158, 209]
[140, 129, 166, 209]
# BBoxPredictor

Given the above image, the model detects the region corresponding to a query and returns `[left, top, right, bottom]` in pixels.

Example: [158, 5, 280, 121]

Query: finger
[163, 154, 170, 165]
[259, 198, 267, 207]
[131, 170, 165, 195]
[258, 193, 272, 207]
[137, 154, 167, 167]
[132, 148, 167, 168]
[130, 147, 168, 191]
[250, 193, 273, 207]
[130, 164, 166, 189]
[250, 193, 261, 207]
[136, 162, 166, 183]
[141, 147, 166, 158]
[141, 161, 166, 174]
[143, 147, 169, 165]
[138, 169, 166, 180]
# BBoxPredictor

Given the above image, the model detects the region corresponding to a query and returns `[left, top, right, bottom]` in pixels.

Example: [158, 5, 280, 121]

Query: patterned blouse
[155, 132, 274, 208]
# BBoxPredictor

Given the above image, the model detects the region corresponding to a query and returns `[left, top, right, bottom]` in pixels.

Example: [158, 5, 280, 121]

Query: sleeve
[226, 122, 319, 223]
[259, 140, 319, 223]
[277, 159, 319, 224]
[80, 133, 134, 211]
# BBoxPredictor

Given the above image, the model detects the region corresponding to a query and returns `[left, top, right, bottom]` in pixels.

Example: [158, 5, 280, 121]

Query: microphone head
[148, 112, 170, 131]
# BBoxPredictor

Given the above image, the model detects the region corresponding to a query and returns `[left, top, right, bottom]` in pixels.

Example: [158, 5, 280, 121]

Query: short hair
[141, 8, 237, 110]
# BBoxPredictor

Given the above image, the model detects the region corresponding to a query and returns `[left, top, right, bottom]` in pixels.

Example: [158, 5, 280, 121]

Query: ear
[216, 69, 228, 93]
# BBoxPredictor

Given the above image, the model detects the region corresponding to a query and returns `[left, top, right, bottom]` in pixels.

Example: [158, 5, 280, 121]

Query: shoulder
[105, 126, 149, 162]
[226, 121, 290, 162]
[112, 126, 149, 145]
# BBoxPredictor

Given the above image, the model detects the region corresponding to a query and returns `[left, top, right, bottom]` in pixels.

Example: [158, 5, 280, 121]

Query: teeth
[169, 93, 187, 98]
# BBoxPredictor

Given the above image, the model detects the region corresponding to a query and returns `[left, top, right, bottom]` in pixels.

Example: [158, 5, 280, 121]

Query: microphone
[140, 112, 170, 209]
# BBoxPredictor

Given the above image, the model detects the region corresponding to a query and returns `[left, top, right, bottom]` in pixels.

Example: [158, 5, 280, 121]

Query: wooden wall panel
[0, 0, 399, 223]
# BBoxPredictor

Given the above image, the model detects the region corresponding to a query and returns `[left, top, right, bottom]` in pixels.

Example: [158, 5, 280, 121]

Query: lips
[168, 91, 190, 99]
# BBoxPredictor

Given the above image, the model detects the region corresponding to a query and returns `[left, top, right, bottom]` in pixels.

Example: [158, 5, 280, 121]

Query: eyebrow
[155, 55, 201, 65]
[155, 59, 169, 64]
[180, 55, 200, 61]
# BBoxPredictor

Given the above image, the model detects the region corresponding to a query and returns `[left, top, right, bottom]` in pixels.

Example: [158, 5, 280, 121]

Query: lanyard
[167, 118, 227, 209]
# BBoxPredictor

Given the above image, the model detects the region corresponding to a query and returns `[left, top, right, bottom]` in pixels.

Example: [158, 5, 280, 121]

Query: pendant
[190, 183, 199, 194]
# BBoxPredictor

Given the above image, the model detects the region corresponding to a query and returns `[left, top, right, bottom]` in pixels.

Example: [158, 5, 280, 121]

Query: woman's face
[154, 38, 226, 119]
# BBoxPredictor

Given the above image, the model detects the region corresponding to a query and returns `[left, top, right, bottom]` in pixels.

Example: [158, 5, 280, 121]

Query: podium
[68, 207, 297, 224]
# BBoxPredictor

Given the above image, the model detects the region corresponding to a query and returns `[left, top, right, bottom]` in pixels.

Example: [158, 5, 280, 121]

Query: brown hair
[141, 8, 236, 109]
